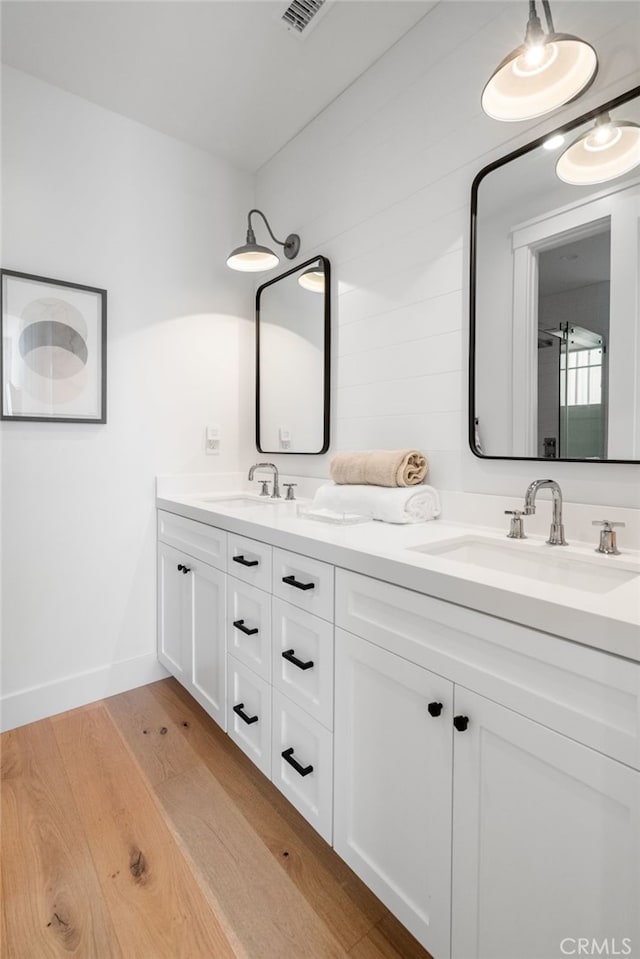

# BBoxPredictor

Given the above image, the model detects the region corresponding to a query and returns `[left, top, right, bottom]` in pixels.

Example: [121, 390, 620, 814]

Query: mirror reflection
[472, 86, 640, 462]
[256, 256, 330, 455]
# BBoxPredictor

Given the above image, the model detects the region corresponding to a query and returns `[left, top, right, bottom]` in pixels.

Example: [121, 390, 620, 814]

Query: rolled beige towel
[330, 449, 428, 487]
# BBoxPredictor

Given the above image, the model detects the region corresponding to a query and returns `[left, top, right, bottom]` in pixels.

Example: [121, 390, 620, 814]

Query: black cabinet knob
[453, 715, 469, 732]
[427, 701, 443, 717]
[181, 566, 191, 574]
[177, 563, 184, 571]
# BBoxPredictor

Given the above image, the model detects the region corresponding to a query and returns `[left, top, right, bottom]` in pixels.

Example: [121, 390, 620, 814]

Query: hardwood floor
[1, 678, 433, 959]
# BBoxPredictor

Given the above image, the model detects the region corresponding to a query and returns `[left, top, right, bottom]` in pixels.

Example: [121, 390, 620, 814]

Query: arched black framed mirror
[256, 255, 330, 455]
[470, 85, 640, 463]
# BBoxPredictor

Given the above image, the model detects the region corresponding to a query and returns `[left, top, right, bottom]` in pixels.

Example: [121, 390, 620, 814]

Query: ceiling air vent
[280, 0, 331, 38]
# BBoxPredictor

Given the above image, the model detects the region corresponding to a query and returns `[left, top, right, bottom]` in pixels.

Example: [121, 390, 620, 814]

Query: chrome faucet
[248, 462, 281, 499]
[523, 479, 567, 546]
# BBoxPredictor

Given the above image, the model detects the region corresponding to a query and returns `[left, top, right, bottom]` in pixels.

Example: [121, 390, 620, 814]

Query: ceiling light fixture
[298, 263, 325, 293]
[543, 133, 565, 150]
[482, 0, 598, 122]
[226, 209, 300, 272]
[556, 112, 640, 185]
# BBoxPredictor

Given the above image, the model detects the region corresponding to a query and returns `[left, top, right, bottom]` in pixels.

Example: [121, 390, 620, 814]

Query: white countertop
[157, 489, 640, 663]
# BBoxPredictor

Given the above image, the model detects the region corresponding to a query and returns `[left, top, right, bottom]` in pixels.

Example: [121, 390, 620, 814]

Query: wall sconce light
[226, 208, 300, 272]
[481, 0, 598, 122]
[298, 263, 325, 293]
[556, 112, 640, 184]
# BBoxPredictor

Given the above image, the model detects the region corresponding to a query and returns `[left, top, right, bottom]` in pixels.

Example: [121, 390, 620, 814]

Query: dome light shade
[556, 113, 640, 185]
[298, 265, 325, 292]
[226, 209, 300, 273]
[482, 2, 598, 122]
[227, 243, 279, 272]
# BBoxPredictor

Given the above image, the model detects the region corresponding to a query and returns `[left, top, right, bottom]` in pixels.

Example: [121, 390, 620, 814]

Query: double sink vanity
[156, 472, 640, 959]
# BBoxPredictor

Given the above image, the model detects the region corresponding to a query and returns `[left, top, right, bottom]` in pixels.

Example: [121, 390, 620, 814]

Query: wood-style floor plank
[158, 763, 347, 959]
[51, 703, 237, 959]
[3, 679, 433, 959]
[144, 678, 387, 951]
[1, 717, 123, 959]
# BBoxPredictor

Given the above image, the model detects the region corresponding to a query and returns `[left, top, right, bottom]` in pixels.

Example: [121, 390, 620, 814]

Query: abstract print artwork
[1, 270, 107, 423]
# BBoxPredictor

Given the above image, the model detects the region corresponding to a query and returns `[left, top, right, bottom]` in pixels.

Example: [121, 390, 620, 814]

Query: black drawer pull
[282, 574, 315, 591]
[282, 649, 314, 671]
[233, 703, 259, 725]
[177, 564, 191, 574]
[453, 715, 469, 732]
[233, 555, 259, 568]
[428, 701, 443, 717]
[233, 619, 259, 636]
[281, 747, 313, 777]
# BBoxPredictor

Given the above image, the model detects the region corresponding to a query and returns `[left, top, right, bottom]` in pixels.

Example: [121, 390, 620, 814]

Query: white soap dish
[297, 505, 372, 526]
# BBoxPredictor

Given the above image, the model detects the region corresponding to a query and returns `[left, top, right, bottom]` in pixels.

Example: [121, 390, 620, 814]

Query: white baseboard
[0, 654, 169, 733]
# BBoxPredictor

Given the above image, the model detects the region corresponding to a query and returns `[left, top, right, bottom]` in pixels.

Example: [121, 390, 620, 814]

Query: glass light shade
[482, 33, 598, 122]
[226, 243, 279, 272]
[298, 267, 325, 292]
[557, 119, 640, 185]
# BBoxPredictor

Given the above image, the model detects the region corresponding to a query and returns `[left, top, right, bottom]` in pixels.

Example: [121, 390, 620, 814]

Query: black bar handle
[233, 619, 259, 636]
[453, 715, 469, 732]
[233, 703, 259, 725]
[428, 701, 443, 717]
[282, 649, 314, 671]
[281, 747, 313, 777]
[233, 555, 259, 568]
[282, 574, 315, 592]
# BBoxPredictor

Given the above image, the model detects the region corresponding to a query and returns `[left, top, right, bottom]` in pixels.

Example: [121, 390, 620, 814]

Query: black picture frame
[469, 84, 640, 464]
[1, 269, 107, 424]
[255, 255, 331, 455]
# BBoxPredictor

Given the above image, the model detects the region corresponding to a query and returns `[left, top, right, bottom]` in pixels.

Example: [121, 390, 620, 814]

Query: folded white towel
[311, 483, 441, 525]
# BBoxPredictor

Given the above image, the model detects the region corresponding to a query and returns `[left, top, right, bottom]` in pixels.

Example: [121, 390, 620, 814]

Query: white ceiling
[0, 0, 436, 171]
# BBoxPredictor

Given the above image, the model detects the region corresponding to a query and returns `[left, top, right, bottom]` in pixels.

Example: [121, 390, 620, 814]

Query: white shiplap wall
[254, 0, 640, 507]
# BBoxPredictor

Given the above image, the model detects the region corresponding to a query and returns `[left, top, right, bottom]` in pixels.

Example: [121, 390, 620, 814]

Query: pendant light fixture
[482, 0, 598, 122]
[226, 209, 300, 272]
[556, 112, 640, 185]
[298, 263, 325, 293]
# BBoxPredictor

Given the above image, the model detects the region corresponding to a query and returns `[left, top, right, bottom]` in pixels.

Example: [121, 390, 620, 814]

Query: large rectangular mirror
[256, 255, 330, 454]
[470, 85, 640, 462]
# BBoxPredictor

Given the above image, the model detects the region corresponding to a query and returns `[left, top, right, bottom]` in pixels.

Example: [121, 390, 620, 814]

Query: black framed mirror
[470, 85, 640, 463]
[256, 255, 330, 454]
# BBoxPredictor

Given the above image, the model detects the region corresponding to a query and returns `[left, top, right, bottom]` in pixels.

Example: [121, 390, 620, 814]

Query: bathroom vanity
[156, 487, 640, 959]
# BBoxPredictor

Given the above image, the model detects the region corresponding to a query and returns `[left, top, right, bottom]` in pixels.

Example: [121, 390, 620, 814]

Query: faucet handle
[258, 480, 271, 496]
[593, 520, 624, 555]
[504, 509, 527, 540]
[283, 483, 297, 501]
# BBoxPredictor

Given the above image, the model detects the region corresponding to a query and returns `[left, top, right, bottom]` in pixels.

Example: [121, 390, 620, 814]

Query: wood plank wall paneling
[1, 678, 433, 959]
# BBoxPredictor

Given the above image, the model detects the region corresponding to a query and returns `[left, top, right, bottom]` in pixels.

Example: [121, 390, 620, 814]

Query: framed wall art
[1, 269, 107, 423]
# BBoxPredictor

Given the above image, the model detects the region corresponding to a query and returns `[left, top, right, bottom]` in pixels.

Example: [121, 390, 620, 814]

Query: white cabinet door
[452, 688, 640, 959]
[334, 628, 454, 959]
[157, 542, 192, 682]
[158, 541, 226, 730]
[190, 560, 226, 730]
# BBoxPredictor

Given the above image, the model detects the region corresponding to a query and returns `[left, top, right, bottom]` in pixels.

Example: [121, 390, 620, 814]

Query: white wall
[254, 0, 640, 507]
[0, 67, 254, 729]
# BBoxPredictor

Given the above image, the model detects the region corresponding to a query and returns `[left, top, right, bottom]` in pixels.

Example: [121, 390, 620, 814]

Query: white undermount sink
[410, 535, 640, 594]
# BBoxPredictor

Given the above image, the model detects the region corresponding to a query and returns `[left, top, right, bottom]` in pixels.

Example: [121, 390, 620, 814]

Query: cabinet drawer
[336, 569, 640, 770]
[227, 578, 272, 682]
[272, 548, 334, 622]
[227, 534, 272, 593]
[227, 656, 271, 778]
[272, 599, 334, 730]
[158, 510, 226, 570]
[271, 690, 333, 842]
